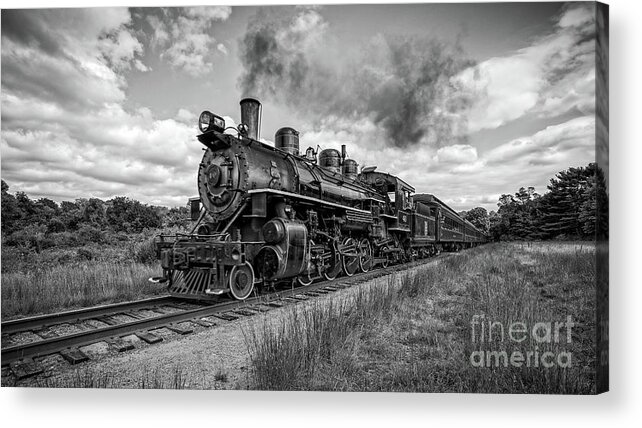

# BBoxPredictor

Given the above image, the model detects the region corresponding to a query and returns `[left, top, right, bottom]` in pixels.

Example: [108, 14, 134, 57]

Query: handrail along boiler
[152, 98, 488, 300]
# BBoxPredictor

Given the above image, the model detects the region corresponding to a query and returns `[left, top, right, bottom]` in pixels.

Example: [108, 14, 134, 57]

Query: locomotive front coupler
[149, 266, 173, 284]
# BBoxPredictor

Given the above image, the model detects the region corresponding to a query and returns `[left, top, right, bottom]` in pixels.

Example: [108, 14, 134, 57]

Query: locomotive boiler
[152, 98, 488, 301]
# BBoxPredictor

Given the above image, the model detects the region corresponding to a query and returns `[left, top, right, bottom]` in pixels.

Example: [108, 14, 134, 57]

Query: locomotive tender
[152, 98, 487, 300]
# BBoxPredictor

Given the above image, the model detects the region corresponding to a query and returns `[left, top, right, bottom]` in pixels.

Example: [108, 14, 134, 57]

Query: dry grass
[243, 279, 397, 390]
[243, 242, 597, 394]
[1, 261, 165, 319]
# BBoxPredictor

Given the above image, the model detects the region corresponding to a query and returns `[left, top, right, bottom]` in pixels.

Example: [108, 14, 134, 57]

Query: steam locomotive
[151, 98, 487, 300]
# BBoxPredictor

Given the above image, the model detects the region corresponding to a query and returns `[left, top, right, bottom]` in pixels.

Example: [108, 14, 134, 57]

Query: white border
[1, 0, 641, 427]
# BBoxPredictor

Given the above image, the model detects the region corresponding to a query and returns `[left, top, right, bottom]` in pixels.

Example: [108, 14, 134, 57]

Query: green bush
[49, 231, 80, 247]
[46, 218, 66, 233]
[133, 238, 158, 264]
[4, 224, 54, 252]
[77, 224, 103, 244]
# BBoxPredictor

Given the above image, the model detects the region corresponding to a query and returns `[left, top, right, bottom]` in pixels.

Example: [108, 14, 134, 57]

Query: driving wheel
[380, 245, 390, 268]
[342, 237, 360, 276]
[323, 242, 342, 280]
[358, 238, 373, 273]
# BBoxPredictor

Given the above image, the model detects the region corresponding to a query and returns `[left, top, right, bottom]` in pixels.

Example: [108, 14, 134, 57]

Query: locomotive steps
[1, 253, 452, 386]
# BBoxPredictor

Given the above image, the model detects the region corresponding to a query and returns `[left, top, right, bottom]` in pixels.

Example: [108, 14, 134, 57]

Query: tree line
[1, 162, 607, 251]
[460, 163, 608, 241]
[1, 180, 189, 251]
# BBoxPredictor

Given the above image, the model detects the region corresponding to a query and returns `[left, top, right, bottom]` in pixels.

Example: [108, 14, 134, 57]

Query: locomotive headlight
[198, 111, 225, 133]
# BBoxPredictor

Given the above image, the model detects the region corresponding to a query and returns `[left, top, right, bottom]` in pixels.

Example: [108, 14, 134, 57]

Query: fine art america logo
[470, 315, 574, 368]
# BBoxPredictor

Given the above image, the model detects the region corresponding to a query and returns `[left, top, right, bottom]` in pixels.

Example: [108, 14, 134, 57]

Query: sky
[0, 1, 598, 212]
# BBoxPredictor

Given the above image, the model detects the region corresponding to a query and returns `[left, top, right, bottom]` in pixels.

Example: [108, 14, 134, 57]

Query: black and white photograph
[0, 0, 611, 400]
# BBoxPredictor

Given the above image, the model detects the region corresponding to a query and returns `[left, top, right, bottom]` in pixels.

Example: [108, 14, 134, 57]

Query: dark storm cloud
[1, 9, 98, 111]
[238, 8, 474, 148]
[0, 8, 139, 111]
[1, 9, 65, 55]
[1, 52, 122, 112]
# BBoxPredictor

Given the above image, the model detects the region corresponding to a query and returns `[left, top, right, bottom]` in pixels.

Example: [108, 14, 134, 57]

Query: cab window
[388, 191, 396, 203]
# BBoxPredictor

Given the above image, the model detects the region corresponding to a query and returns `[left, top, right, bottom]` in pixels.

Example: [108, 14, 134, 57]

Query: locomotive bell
[275, 127, 300, 155]
[240, 98, 261, 140]
[319, 149, 342, 174]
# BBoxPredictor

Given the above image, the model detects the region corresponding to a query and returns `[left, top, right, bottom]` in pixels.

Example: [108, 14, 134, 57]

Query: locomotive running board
[247, 188, 370, 214]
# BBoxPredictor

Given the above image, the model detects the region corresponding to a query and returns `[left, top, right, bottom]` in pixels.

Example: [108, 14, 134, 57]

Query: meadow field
[243, 241, 597, 394]
[1, 235, 164, 320]
[3, 241, 598, 393]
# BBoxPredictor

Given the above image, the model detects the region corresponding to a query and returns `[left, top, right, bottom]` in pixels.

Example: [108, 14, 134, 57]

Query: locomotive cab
[358, 168, 414, 233]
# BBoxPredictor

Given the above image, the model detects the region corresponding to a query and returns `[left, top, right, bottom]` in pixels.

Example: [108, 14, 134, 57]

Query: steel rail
[1, 298, 248, 365]
[1, 296, 180, 336]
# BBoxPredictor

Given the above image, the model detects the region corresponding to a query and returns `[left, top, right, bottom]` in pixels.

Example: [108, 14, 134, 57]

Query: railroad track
[1, 254, 449, 380]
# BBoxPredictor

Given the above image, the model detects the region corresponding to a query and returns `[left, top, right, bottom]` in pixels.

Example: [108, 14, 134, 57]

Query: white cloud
[175, 108, 196, 124]
[1, 8, 203, 206]
[1, 96, 202, 205]
[184, 6, 232, 21]
[558, 5, 594, 28]
[222, 116, 238, 135]
[217, 43, 229, 56]
[456, 56, 541, 132]
[148, 7, 232, 76]
[286, 8, 328, 47]
[98, 26, 146, 71]
[2, 37, 126, 111]
[1, 8, 148, 111]
[484, 116, 595, 165]
[0, 6, 598, 213]
[134, 59, 150, 72]
[455, 3, 596, 132]
[436, 144, 478, 164]
[147, 15, 170, 45]
[295, 113, 595, 212]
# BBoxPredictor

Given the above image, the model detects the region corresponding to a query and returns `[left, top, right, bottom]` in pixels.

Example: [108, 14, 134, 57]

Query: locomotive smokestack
[240, 98, 262, 140]
[341, 145, 346, 164]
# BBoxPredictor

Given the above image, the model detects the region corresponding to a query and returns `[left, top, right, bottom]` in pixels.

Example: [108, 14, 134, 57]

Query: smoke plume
[238, 8, 474, 148]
